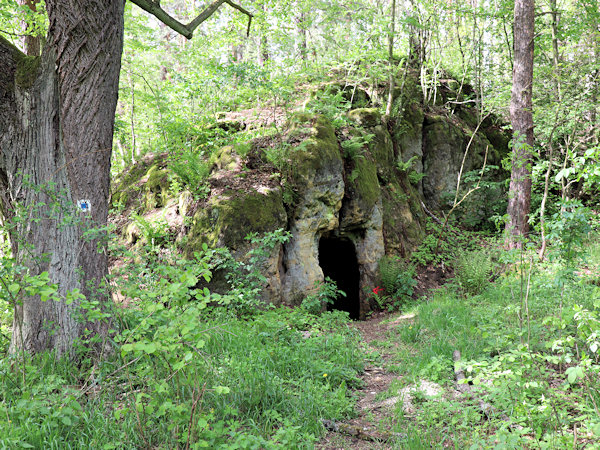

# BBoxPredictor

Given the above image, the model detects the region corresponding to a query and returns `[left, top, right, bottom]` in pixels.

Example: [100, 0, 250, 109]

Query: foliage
[208, 229, 292, 317]
[448, 165, 508, 231]
[378, 255, 417, 309]
[410, 219, 461, 267]
[168, 150, 211, 199]
[304, 89, 351, 128]
[3, 0, 600, 445]
[301, 277, 347, 315]
[340, 133, 374, 161]
[0, 230, 364, 448]
[131, 212, 171, 247]
[385, 252, 600, 447]
[452, 249, 494, 296]
[546, 199, 592, 265]
[396, 155, 426, 185]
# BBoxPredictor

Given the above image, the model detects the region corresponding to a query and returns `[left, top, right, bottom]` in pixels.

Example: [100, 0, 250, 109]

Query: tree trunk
[259, 34, 269, 66]
[385, 0, 396, 118]
[18, 0, 41, 56]
[0, 0, 124, 356]
[296, 12, 308, 61]
[504, 0, 534, 249]
[407, 0, 423, 69]
[539, 0, 562, 260]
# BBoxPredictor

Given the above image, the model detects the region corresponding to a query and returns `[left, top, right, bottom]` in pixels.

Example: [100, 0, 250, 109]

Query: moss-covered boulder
[281, 114, 346, 305]
[186, 187, 287, 254]
[209, 146, 241, 173]
[287, 114, 343, 190]
[341, 156, 380, 225]
[347, 108, 394, 176]
[109, 70, 511, 315]
[422, 112, 504, 211]
[111, 153, 170, 213]
[380, 177, 426, 256]
[392, 102, 425, 191]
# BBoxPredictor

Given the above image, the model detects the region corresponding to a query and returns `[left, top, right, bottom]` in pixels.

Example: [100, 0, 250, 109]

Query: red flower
[372, 286, 384, 295]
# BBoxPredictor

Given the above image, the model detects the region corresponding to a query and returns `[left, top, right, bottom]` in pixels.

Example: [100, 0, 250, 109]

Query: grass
[2, 221, 600, 449]
[375, 240, 600, 448]
[0, 306, 364, 448]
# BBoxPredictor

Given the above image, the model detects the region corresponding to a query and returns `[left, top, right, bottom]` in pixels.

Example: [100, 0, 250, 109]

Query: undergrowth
[0, 231, 364, 448]
[379, 229, 600, 448]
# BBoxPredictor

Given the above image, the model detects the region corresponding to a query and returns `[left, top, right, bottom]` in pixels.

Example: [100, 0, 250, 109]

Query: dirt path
[316, 312, 417, 449]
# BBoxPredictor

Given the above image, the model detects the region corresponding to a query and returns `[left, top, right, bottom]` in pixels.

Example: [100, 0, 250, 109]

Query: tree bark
[504, 0, 534, 249]
[296, 11, 308, 61]
[0, 0, 124, 356]
[407, 0, 423, 69]
[539, 0, 562, 260]
[384, 0, 396, 119]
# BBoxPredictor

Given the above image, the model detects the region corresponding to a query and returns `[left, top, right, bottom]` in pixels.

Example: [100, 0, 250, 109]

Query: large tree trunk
[505, 0, 534, 249]
[0, 0, 124, 356]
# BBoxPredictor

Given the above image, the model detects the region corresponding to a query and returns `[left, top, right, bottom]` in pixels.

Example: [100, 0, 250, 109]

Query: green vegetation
[0, 232, 364, 448]
[377, 256, 417, 311]
[301, 277, 347, 315]
[1, 0, 600, 447]
[381, 236, 600, 447]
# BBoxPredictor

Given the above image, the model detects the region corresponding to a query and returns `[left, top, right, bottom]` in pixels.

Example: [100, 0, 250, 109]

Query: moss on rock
[349, 157, 380, 212]
[287, 114, 342, 183]
[347, 108, 394, 176]
[348, 108, 381, 128]
[209, 146, 240, 172]
[144, 165, 169, 210]
[380, 176, 425, 256]
[111, 154, 170, 213]
[186, 188, 287, 256]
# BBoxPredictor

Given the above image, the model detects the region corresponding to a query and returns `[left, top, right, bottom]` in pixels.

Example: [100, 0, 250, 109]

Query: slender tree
[505, 0, 535, 249]
[385, 0, 397, 118]
[17, 0, 40, 56]
[0, 0, 251, 356]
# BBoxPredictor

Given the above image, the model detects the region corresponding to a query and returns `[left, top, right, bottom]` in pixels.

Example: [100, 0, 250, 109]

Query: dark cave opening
[318, 236, 360, 320]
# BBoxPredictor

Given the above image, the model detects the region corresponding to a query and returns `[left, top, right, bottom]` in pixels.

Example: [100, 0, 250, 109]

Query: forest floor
[317, 236, 600, 449]
[317, 265, 451, 449]
[316, 312, 414, 449]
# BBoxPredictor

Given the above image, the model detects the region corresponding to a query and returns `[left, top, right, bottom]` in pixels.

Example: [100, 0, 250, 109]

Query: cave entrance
[318, 236, 360, 320]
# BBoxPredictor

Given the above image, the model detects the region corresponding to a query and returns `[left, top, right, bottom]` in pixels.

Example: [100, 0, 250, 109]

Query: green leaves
[8, 283, 20, 296]
[565, 365, 585, 384]
[300, 277, 346, 315]
[213, 385, 230, 395]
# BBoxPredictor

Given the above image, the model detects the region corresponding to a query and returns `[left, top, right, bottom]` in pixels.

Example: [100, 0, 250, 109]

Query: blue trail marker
[77, 199, 91, 213]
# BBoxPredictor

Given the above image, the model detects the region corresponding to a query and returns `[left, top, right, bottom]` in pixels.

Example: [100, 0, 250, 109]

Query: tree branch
[129, 0, 253, 40]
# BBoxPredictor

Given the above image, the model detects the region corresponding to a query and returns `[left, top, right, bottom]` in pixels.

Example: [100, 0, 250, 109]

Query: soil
[316, 268, 450, 449]
[315, 312, 415, 450]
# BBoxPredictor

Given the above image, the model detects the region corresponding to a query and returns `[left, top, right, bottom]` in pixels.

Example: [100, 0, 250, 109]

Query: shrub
[340, 133, 374, 161]
[379, 256, 417, 303]
[304, 89, 351, 128]
[169, 150, 211, 199]
[453, 249, 493, 295]
[301, 277, 346, 315]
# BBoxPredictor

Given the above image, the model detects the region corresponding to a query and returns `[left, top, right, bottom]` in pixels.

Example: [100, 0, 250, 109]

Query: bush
[453, 249, 493, 295]
[301, 277, 346, 315]
[379, 256, 417, 305]
[169, 150, 211, 198]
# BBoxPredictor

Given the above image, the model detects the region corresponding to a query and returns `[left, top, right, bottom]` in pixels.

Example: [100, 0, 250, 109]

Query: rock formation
[112, 73, 510, 318]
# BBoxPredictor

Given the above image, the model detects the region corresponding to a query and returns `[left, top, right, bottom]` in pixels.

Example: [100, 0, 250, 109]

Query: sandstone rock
[111, 72, 510, 315]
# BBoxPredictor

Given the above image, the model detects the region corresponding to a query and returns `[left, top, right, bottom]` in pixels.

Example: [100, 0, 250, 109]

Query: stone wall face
[112, 76, 509, 317]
